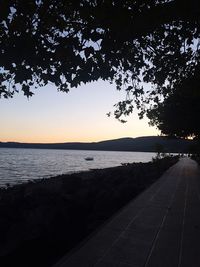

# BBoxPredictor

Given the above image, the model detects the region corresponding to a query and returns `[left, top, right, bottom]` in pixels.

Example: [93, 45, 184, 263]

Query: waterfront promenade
[54, 158, 200, 267]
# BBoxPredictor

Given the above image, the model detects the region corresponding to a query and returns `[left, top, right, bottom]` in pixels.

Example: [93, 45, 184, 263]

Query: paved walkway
[54, 158, 200, 267]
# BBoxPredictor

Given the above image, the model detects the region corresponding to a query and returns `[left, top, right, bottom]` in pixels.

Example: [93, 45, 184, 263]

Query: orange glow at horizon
[0, 116, 158, 143]
[0, 81, 159, 143]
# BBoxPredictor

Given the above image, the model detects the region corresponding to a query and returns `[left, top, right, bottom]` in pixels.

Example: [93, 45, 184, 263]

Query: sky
[0, 81, 159, 143]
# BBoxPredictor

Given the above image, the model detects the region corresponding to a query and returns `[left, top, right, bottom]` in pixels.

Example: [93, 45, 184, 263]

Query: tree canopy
[1, 0, 200, 136]
[147, 73, 200, 139]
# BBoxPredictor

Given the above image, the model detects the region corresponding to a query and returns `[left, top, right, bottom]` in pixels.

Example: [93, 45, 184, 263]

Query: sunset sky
[1, 81, 159, 143]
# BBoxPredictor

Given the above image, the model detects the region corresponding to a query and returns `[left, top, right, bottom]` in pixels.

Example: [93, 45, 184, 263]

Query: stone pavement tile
[180, 213, 200, 266]
[150, 189, 178, 207]
[128, 176, 169, 207]
[128, 207, 166, 229]
[122, 226, 157, 244]
[145, 229, 181, 267]
[152, 186, 176, 199]
[101, 236, 151, 267]
[95, 260, 136, 267]
[144, 205, 184, 266]
[144, 184, 186, 266]
[105, 178, 169, 232]
[161, 214, 182, 232]
[184, 215, 200, 231]
[178, 177, 200, 266]
[104, 203, 142, 231]
[180, 235, 200, 267]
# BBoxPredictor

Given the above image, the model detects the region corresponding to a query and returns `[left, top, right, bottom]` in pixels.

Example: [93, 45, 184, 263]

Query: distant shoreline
[0, 135, 195, 153]
[0, 146, 159, 153]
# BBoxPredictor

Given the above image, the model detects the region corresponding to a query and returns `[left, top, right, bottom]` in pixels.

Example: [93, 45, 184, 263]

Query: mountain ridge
[0, 136, 195, 153]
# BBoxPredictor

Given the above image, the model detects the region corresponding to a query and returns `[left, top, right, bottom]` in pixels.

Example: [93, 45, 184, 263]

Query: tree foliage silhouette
[1, 0, 200, 132]
[147, 73, 200, 139]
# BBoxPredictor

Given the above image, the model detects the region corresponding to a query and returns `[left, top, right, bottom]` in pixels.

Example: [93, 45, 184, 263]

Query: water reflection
[0, 148, 156, 187]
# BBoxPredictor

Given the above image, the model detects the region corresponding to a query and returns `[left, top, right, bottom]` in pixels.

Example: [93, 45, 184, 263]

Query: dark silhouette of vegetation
[0, 1, 200, 127]
[147, 75, 200, 139]
[154, 142, 166, 159]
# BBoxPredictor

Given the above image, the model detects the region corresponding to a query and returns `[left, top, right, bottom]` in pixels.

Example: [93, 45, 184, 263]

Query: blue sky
[0, 80, 159, 143]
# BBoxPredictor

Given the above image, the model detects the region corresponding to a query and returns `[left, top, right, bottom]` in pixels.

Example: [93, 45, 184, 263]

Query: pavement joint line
[103, 259, 136, 267]
[177, 176, 188, 267]
[93, 205, 145, 267]
[94, 169, 177, 267]
[143, 172, 181, 267]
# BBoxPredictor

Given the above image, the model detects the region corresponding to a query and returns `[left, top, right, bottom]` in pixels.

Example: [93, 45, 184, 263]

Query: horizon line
[0, 135, 162, 144]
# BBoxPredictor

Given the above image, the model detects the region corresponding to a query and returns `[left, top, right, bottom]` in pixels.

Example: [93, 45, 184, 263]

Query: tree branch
[111, 0, 200, 40]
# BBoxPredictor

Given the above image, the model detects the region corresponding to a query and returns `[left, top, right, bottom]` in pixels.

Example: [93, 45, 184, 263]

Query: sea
[0, 148, 156, 188]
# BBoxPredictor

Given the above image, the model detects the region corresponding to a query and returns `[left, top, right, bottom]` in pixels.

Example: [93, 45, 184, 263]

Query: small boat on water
[85, 157, 94, 161]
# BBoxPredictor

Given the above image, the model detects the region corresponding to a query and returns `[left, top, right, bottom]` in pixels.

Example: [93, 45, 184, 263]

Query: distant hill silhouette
[0, 136, 195, 153]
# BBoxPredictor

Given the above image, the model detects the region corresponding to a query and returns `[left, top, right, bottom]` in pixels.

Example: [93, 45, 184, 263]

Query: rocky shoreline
[0, 156, 179, 267]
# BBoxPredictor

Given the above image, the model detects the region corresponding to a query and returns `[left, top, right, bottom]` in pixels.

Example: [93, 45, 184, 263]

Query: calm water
[0, 148, 156, 187]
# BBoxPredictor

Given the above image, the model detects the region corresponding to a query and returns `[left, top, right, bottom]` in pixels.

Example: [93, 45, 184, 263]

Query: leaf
[22, 84, 34, 97]
[84, 47, 94, 58]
